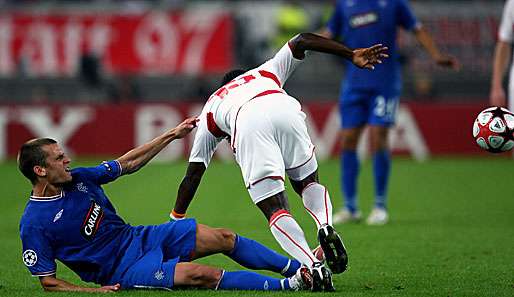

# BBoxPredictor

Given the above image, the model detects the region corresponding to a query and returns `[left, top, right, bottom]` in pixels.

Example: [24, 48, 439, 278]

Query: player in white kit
[491, 0, 514, 112]
[170, 33, 388, 291]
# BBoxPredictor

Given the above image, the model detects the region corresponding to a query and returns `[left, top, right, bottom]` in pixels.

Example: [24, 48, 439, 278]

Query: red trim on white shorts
[285, 146, 316, 171]
[250, 175, 284, 187]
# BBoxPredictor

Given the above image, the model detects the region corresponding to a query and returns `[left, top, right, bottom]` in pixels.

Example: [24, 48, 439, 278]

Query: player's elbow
[289, 33, 317, 59]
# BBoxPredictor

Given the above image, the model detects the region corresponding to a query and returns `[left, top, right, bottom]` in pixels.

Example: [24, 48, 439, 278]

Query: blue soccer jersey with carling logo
[327, 0, 420, 90]
[19, 160, 132, 285]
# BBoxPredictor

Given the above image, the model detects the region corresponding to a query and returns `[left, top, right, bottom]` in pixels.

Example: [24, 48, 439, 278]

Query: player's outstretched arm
[39, 275, 120, 293]
[414, 27, 459, 70]
[170, 162, 206, 220]
[289, 32, 389, 70]
[116, 117, 198, 175]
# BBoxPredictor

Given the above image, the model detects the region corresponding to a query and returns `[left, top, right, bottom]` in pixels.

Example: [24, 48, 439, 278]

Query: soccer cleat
[333, 208, 362, 224]
[311, 262, 335, 292]
[288, 267, 313, 291]
[366, 208, 388, 225]
[318, 224, 348, 274]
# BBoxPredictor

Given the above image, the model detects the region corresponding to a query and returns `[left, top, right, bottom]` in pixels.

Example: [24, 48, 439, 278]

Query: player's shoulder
[19, 202, 47, 232]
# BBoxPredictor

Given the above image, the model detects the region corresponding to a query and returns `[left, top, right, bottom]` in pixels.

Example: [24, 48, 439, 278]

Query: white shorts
[232, 93, 318, 203]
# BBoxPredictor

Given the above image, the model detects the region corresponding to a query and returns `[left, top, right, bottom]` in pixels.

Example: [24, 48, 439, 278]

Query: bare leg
[174, 262, 222, 289]
[192, 224, 235, 260]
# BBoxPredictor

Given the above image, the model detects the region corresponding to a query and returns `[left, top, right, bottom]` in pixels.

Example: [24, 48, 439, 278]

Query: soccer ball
[472, 107, 514, 153]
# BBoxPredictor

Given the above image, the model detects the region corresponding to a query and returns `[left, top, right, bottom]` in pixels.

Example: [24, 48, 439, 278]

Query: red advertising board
[0, 102, 493, 161]
[0, 11, 233, 76]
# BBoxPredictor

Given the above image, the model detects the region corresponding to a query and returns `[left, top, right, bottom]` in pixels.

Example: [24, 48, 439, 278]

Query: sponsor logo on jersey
[23, 249, 37, 267]
[350, 12, 378, 28]
[81, 201, 104, 241]
[53, 209, 64, 222]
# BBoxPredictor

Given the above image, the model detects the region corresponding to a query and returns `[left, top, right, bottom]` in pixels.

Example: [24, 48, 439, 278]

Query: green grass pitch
[1, 158, 513, 297]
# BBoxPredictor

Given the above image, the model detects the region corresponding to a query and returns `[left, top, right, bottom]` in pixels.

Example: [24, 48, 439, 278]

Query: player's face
[41, 144, 72, 184]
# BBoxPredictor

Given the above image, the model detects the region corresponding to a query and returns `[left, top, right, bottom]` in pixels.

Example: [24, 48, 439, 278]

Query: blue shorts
[339, 87, 400, 129]
[109, 219, 197, 289]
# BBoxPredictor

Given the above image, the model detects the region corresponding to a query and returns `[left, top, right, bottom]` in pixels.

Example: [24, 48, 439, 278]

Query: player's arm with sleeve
[401, 0, 459, 69]
[289, 32, 388, 71]
[490, 0, 514, 107]
[171, 114, 222, 220]
[75, 117, 197, 185]
[21, 225, 120, 292]
[116, 117, 197, 175]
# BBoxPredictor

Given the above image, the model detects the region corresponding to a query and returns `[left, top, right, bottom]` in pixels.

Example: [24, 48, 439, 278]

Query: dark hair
[220, 69, 247, 87]
[17, 138, 57, 184]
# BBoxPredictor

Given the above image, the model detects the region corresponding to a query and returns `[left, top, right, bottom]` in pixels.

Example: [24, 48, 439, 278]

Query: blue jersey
[19, 160, 131, 285]
[327, 0, 419, 90]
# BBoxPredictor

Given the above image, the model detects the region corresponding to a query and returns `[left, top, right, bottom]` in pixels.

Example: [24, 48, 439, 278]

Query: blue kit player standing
[18, 118, 314, 292]
[321, 0, 458, 225]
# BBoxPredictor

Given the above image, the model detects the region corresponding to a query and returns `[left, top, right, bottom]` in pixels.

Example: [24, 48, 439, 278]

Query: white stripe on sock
[280, 259, 291, 275]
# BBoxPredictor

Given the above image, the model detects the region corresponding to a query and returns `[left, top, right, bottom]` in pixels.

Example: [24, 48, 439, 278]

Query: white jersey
[189, 42, 304, 167]
[499, 0, 514, 110]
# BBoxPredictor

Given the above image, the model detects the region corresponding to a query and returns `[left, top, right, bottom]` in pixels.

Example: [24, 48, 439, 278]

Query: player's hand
[174, 117, 199, 139]
[94, 283, 120, 293]
[490, 85, 507, 107]
[434, 54, 460, 70]
[352, 44, 389, 70]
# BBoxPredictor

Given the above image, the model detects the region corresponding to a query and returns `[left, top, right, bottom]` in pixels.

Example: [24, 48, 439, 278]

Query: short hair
[220, 69, 246, 87]
[17, 138, 57, 184]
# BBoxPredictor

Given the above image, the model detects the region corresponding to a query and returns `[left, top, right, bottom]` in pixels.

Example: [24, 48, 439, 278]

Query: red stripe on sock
[304, 206, 321, 227]
[271, 221, 315, 265]
[324, 187, 329, 225]
[269, 209, 290, 226]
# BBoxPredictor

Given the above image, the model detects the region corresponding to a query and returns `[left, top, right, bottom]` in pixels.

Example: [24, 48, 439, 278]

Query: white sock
[302, 183, 333, 229]
[269, 210, 317, 267]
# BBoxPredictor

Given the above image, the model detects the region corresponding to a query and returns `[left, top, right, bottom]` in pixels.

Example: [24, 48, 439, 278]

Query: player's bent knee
[217, 228, 236, 252]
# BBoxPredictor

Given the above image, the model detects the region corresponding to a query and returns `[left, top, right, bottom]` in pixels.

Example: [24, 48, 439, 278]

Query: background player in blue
[17, 118, 315, 292]
[321, 0, 458, 225]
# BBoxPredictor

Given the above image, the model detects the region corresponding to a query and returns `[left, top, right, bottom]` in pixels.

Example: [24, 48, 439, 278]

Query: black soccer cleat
[311, 262, 335, 292]
[318, 224, 348, 274]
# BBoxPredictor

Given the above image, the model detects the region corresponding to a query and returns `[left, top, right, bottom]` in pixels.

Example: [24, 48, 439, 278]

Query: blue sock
[341, 150, 359, 213]
[227, 235, 300, 277]
[373, 150, 391, 209]
[218, 271, 290, 291]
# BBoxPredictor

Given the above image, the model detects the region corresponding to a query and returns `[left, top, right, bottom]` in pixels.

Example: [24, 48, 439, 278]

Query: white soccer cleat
[366, 208, 388, 225]
[287, 267, 313, 291]
[333, 208, 362, 224]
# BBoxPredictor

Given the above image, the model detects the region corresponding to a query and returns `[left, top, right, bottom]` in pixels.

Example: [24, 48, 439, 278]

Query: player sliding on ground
[170, 32, 388, 291]
[17, 119, 314, 292]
